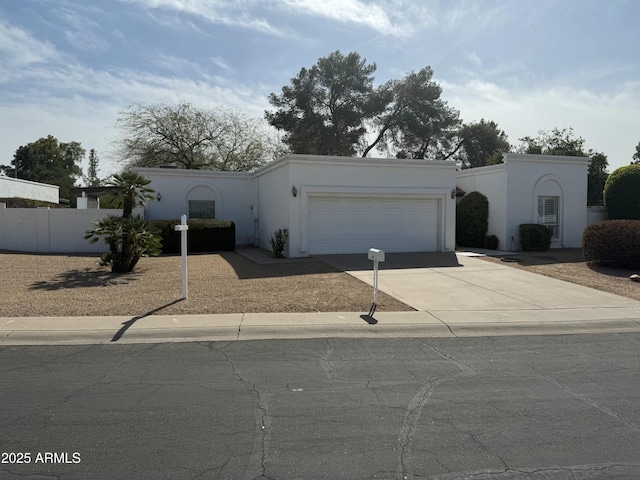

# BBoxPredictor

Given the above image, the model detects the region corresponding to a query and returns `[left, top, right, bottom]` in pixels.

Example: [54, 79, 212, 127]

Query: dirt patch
[478, 249, 640, 301]
[0, 251, 413, 317]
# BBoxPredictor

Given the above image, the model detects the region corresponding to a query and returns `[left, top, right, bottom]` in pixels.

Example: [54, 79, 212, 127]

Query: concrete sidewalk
[1, 308, 640, 346]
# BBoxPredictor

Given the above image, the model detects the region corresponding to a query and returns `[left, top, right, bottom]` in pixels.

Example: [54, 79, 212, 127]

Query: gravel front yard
[478, 248, 640, 301]
[0, 250, 413, 317]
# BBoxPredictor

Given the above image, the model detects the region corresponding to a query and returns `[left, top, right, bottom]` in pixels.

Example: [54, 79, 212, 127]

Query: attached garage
[307, 195, 440, 254]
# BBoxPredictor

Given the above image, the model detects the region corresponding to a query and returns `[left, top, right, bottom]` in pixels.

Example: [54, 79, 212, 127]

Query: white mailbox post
[367, 248, 385, 316]
[174, 215, 189, 299]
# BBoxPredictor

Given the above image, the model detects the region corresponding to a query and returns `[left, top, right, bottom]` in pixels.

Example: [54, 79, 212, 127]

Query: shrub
[456, 191, 489, 248]
[151, 219, 235, 254]
[582, 220, 640, 268]
[603, 164, 640, 220]
[85, 215, 162, 272]
[519, 224, 553, 251]
[270, 228, 288, 258]
[483, 235, 499, 250]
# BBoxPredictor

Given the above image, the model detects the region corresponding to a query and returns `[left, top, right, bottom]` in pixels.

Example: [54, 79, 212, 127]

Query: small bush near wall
[151, 219, 235, 253]
[519, 224, 553, 251]
[603, 164, 640, 220]
[456, 191, 489, 248]
[483, 235, 499, 250]
[583, 220, 640, 268]
[270, 228, 288, 258]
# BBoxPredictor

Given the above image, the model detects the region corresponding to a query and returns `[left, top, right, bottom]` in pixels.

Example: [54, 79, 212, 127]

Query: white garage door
[308, 196, 439, 255]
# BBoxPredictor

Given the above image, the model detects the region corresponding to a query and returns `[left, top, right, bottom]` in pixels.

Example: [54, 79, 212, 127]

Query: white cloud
[120, 0, 294, 37]
[56, 7, 110, 51]
[0, 20, 60, 70]
[281, 0, 412, 37]
[209, 55, 233, 73]
[440, 77, 640, 169]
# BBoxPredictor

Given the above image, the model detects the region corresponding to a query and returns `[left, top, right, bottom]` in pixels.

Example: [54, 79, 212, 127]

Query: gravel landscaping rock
[0, 251, 413, 317]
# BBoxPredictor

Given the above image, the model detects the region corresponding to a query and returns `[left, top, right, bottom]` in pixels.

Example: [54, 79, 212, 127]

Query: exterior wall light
[451, 188, 456, 199]
[157, 192, 162, 201]
[291, 185, 298, 197]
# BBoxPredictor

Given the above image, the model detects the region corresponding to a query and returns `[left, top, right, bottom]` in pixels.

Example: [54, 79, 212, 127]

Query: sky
[1, 0, 638, 179]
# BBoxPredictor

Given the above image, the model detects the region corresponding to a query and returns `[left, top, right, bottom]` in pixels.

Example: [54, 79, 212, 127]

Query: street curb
[2, 318, 640, 346]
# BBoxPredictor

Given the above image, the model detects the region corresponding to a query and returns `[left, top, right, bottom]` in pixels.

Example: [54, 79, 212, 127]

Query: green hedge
[151, 219, 235, 253]
[582, 219, 640, 268]
[603, 164, 640, 220]
[456, 191, 489, 247]
[519, 224, 553, 251]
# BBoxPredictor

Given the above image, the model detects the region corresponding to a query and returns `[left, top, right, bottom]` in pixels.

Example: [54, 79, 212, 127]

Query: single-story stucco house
[136, 155, 457, 257]
[135, 152, 592, 257]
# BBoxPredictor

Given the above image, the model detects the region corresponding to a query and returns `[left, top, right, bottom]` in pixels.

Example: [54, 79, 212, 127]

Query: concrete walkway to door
[319, 251, 640, 332]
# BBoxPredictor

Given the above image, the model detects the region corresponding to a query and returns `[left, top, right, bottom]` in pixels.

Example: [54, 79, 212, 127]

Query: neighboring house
[456, 153, 590, 251]
[0, 176, 59, 204]
[136, 155, 458, 257]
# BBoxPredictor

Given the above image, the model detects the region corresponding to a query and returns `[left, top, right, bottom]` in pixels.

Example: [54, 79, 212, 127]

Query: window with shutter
[537, 196, 558, 237]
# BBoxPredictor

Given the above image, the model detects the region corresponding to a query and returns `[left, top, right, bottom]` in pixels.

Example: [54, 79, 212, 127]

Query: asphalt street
[1, 334, 640, 479]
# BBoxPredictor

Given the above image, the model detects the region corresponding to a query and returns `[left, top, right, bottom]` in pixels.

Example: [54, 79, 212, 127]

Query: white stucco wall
[255, 160, 291, 254]
[456, 165, 508, 249]
[587, 206, 608, 226]
[0, 176, 59, 203]
[0, 208, 133, 253]
[135, 168, 256, 245]
[505, 154, 588, 249]
[456, 154, 589, 251]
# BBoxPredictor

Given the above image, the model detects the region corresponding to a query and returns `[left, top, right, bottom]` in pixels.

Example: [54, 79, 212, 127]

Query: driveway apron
[319, 252, 640, 313]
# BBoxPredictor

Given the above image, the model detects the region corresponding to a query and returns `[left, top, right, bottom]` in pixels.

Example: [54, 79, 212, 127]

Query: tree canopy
[366, 67, 462, 160]
[454, 119, 511, 169]
[266, 51, 466, 160]
[116, 102, 277, 172]
[632, 142, 640, 165]
[266, 51, 381, 156]
[1, 135, 84, 203]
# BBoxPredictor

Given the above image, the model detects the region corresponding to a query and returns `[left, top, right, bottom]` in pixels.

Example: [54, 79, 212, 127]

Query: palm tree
[85, 171, 161, 273]
[108, 171, 155, 218]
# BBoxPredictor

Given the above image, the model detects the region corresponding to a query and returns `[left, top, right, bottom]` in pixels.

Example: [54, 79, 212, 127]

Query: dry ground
[0, 251, 412, 317]
[478, 248, 640, 301]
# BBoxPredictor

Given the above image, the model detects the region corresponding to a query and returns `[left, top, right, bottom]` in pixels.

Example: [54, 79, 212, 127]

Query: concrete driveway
[320, 252, 640, 326]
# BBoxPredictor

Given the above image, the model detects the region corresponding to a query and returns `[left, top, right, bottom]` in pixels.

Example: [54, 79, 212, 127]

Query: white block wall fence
[0, 208, 141, 253]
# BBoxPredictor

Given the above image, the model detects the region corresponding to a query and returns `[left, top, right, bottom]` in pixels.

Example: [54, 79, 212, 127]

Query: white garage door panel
[309, 196, 439, 254]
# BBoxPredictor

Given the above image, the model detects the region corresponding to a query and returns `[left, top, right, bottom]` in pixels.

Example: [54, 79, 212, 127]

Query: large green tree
[266, 52, 464, 160]
[517, 127, 608, 205]
[2, 135, 84, 202]
[454, 119, 511, 169]
[116, 102, 275, 171]
[266, 51, 381, 156]
[364, 67, 461, 160]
